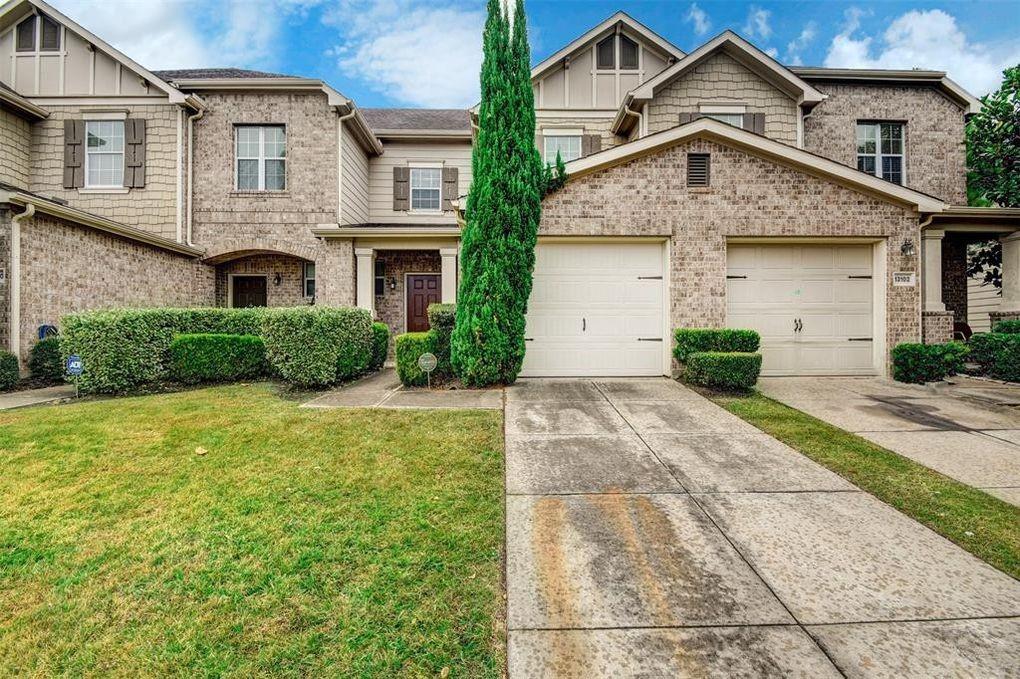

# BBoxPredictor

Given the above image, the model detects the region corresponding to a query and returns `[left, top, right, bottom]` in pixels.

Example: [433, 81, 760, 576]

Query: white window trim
[542, 128, 583, 164]
[699, 104, 746, 115]
[235, 125, 287, 192]
[408, 162, 444, 214]
[83, 118, 125, 189]
[303, 261, 315, 299]
[856, 122, 906, 185]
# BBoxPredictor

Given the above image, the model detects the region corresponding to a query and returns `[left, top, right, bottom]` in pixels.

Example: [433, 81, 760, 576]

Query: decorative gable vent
[687, 153, 710, 187]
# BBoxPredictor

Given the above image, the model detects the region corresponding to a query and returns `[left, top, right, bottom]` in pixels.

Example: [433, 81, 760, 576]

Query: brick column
[314, 238, 355, 307]
[355, 248, 376, 315]
[922, 229, 945, 312]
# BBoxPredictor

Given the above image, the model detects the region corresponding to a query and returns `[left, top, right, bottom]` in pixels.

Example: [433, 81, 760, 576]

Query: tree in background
[452, 0, 543, 385]
[965, 64, 1019, 289]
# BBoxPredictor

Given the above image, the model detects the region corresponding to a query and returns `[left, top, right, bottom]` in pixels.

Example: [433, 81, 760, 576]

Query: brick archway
[201, 237, 318, 265]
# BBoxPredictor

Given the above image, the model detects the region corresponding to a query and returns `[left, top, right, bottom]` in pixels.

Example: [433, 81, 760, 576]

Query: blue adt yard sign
[66, 355, 84, 376]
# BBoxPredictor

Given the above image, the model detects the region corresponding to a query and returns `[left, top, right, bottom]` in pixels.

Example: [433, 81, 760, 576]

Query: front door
[232, 276, 267, 308]
[406, 274, 441, 332]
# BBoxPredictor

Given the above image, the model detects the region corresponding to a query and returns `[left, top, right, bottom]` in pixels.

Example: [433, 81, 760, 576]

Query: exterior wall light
[389, 277, 397, 291]
[273, 273, 282, 286]
[900, 238, 916, 257]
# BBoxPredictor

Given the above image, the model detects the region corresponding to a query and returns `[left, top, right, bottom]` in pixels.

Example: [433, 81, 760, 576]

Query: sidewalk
[0, 384, 76, 411]
[302, 368, 502, 410]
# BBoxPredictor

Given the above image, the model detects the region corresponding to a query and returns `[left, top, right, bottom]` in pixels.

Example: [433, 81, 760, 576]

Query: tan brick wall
[29, 103, 181, 240]
[315, 238, 356, 307]
[645, 52, 799, 144]
[215, 254, 311, 307]
[373, 250, 441, 353]
[803, 82, 967, 204]
[1, 108, 31, 189]
[922, 311, 954, 344]
[540, 138, 922, 364]
[16, 212, 215, 362]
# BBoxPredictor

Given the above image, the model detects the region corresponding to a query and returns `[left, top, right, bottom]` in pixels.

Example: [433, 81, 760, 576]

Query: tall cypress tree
[452, 0, 542, 386]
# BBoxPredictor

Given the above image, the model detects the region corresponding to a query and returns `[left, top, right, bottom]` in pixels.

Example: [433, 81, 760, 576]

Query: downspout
[336, 103, 357, 224]
[9, 202, 35, 365]
[186, 106, 205, 247]
[623, 103, 643, 140]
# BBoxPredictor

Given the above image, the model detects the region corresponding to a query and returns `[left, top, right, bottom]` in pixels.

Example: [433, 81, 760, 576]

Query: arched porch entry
[203, 243, 317, 308]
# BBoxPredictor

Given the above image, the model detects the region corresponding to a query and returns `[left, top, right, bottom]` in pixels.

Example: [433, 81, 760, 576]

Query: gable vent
[687, 153, 710, 187]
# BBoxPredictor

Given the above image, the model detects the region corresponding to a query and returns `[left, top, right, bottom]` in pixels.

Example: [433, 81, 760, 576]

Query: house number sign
[892, 272, 916, 287]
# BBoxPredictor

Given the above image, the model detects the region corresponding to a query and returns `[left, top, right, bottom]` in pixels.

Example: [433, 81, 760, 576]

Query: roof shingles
[152, 68, 295, 81]
[360, 108, 471, 132]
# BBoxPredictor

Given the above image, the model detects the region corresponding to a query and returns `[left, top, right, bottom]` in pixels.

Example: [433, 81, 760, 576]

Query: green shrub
[992, 319, 1020, 334]
[968, 332, 1003, 371]
[370, 322, 390, 370]
[427, 303, 456, 376]
[0, 351, 18, 391]
[169, 334, 268, 384]
[674, 328, 760, 363]
[989, 334, 1020, 382]
[891, 342, 969, 384]
[261, 307, 373, 387]
[683, 352, 762, 391]
[395, 332, 433, 387]
[29, 337, 63, 382]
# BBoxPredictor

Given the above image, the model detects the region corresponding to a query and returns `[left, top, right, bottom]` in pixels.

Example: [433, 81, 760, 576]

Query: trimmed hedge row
[394, 304, 456, 387]
[970, 331, 1020, 382]
[395, 332, 432, 386]
[29, 337, 64, 382]
[891, 342, 968, 384]
[370, 322, 390, 371]
[674, 328, 760, 363]
[170, 334, 268, 384]
[61, 306, 374, 393]
[992, 319, 1020, 334]
[683, 352, 762, 391]
[0, 351, 18, 391]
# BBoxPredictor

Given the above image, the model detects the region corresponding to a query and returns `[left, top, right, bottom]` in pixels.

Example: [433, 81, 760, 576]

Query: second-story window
[236, 125, 286, 191]
[857, 122, 904, 185]
[85, 120, 124, 188]
[543, 134, 582, 164]
[410, 167, 442, 211]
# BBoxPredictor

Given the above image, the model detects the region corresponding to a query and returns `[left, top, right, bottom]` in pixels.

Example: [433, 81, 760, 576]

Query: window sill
[79, 187, 130, 194]
[229, 190, 290, 198]
[408, 209, 445, 215]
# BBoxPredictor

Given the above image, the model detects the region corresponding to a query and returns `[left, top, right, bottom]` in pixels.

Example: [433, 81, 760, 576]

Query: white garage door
[521, 241, 666, 376]
[726, 244, 876, 376]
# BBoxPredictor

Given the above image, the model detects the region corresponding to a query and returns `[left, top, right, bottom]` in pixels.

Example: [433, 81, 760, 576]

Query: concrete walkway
[302, 368, 502, 409]
[759, 377, 1020, 506]
[0, 384, 76, 410]
[504, 378, 1020, 677]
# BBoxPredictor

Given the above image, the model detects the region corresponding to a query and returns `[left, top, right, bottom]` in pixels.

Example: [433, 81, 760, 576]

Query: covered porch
[922, 208, 1020, 342]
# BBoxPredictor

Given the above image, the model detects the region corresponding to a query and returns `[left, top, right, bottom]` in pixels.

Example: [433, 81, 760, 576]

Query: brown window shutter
[742, 113, 765, 135]
[581, 134, 601, 157]
[393, 166, 409, 211]
[679, 112, 702, 125]
[441, 167, 458, 211]
[125, 118, 146, 188]
[63, 119, 84, 189]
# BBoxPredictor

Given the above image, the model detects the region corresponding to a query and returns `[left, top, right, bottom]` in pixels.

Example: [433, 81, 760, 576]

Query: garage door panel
[800, 247, 836, 269]
[837, 246, 873, 269]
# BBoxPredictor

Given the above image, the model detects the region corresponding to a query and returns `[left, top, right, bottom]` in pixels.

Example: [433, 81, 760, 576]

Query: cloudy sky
[51, 0, 1020, 107]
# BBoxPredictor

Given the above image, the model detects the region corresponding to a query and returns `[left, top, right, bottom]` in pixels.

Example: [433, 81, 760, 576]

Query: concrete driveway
[758, 376, 1020, 506]
[504, 378, 1020, 677]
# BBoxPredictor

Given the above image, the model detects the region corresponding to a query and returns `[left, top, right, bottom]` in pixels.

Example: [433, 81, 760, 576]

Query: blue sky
[53, 0, 1020, 107]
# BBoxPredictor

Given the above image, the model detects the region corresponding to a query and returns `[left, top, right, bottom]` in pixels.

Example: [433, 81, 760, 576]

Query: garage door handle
[525, 338, 534, 342]
[582, 318, 586, 331]
[637, 338, 662, 342]
[637, 275, 662, 280]
[848, 337, 873, 342]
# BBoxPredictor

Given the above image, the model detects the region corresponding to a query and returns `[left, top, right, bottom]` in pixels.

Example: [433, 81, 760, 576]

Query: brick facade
[922, 311, 954, 344]
[373, 250, 441, 352]
[645, 52, 799, 144]
[803, 82, 967, 204]
[14, 212, 214, 362]
[1, 108, 31, 189]
[540, 138, 922, 365]
[942, 234, 969, 324]
[215, 254, 311, 308]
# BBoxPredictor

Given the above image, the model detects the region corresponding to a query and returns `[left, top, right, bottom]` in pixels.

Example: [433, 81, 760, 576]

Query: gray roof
[152, 68, 296, 81]
[360, 108, 471, 132]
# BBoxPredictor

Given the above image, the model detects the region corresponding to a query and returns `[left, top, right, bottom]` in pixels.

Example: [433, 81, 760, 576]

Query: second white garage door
[521, 241, 666, 376]
[726, 244, 877, 376]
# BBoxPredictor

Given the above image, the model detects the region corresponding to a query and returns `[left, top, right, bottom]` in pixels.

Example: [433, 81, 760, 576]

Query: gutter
[8, 202, 34, 363]
[311, 225, 461, 238]
[0, 87, 49, 121]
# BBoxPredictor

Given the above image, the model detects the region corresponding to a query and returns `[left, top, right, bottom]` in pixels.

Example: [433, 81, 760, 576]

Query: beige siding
[0, 108, 32, 189]
[368, 141, 471, 224]
[968, 277, 1001, 333]
[802, 82, 967, 204]
[341, 123, 370, 225]
[537, 115, 623, 153]
[645, 51, 799, 144]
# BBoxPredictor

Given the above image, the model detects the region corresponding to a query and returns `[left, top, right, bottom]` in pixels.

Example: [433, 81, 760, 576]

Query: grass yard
[0, 384, 505, 677]
[711, 391, 1020, 579]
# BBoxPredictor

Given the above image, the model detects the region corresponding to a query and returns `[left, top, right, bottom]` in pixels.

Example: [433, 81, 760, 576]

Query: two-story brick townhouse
[2, 2, 1019, 377]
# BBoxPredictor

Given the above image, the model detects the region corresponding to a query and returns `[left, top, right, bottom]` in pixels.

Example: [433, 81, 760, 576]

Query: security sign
[66, 355, 84, 376]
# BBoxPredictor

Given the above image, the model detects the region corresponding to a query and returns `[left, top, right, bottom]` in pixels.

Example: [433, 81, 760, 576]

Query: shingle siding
[1, 108, 31, 189]
[802, 82, 967, 204]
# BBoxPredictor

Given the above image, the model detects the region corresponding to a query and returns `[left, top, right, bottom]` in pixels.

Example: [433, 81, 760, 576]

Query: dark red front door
[407, 274, 441, 332]
[232, 276, 267, 308]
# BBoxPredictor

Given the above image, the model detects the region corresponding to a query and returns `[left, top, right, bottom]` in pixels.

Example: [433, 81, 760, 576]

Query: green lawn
[0, 384, 505, 677]
[711, 391, 1020, 579]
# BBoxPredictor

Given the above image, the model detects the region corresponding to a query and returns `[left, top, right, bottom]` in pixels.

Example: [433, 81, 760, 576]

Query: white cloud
[824, 8, 1020, 95]
[685, 3, 711, 37]
[785, 22, 817, 65]
[743, 6, 772, 39]
[326, 1, 484, 107]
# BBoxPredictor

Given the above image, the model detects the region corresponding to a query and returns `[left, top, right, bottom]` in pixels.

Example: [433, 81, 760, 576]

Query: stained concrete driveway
[758, 376, 1020, 506]
[504, 378, 1020, 677]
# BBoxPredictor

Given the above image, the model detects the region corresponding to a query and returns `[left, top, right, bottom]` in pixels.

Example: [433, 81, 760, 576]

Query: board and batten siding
[340, 124, 370, 225]
[367, 141, 471, 224]
[967, 277, 1001, 333]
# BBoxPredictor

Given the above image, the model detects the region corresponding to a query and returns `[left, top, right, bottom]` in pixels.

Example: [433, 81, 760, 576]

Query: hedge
[891, 342, 968, 384]
[169, 334, 268, 384]
[29, 337, 63, 382]
[427, 304, 456, 377]
[989, 334, 1020, 382]
[674, 328, 760, 363]
[261, 307, 373, 387]
[0, 351, 18, 391]
[370, 322, 390, 371]
[395, 332, 432, 387]
[968, 332, 1003, 371]
[992, 319, 1020, 334]
[683, 352, 762, 391]
[61, 306, 372, 393]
